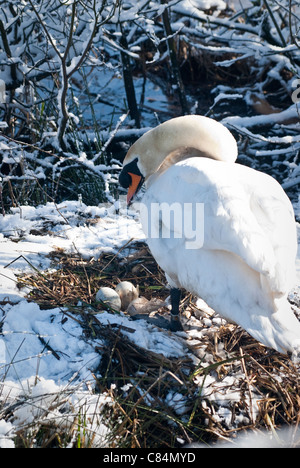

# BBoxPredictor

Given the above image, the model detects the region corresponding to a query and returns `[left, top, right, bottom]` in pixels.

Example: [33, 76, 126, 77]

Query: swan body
[119, 115, 300, 355]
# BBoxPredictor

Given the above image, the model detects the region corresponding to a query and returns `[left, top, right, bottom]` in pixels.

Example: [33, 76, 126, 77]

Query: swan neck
[127, 116, 238, 179]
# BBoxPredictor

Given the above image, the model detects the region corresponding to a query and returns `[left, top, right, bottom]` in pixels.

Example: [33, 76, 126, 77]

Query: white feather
[142, 157, 300, 355]
[121, 116, 300, 356]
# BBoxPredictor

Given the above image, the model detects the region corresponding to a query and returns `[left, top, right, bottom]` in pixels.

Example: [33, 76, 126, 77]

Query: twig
[240, 346, 255, 424]
[98, 238, 135, 275]
[4, 254, 49, 281]
[172, 5, 260, 35]
[262, 0, 287, 48]
[38, 336, 61, 361]
[289, 0, 300, 50]
[160, 0, 189, 115]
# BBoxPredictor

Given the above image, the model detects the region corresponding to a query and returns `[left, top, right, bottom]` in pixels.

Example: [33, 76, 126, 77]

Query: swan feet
[170, 288, 184, 332]
[170, 314, 184, 332]
[131, 288, 184, 331]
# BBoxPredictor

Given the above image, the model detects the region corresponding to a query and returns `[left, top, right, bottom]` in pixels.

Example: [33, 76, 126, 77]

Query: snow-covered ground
[0, 196, 300, 448]
[0, 199, 195, 447]
[0, 0, 300, 448]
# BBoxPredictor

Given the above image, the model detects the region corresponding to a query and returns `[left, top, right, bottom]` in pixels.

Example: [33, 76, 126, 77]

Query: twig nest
[115, 281, 139, 311]
[95, 287, 121, 312]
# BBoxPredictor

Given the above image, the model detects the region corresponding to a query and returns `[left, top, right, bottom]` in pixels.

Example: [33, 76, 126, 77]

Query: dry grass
[16, 242, 300, 448]
[20, 243, 168, 308]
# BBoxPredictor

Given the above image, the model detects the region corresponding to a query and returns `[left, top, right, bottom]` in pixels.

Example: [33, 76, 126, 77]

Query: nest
[20, 243, 168, 308]
[17, 242, 300, 448]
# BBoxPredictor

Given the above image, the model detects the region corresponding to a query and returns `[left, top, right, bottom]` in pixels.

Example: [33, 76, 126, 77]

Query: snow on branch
[0, 0, 300, 204]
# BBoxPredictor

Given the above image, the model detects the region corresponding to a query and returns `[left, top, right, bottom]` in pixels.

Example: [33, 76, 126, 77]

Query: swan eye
[119, 158, 142, 189]
[119, 170, 131, 189]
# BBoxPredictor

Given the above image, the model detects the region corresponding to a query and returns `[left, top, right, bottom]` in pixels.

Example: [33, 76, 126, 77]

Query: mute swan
[119, 115, 300, 356]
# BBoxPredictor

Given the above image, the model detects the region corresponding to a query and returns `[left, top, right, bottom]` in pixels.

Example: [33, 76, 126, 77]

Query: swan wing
[144, 158, 297, 296]
[205, 186, 296, 295]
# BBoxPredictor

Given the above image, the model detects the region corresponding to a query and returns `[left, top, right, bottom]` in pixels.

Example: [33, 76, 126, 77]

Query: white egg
[115, 281, 139, 310]
[95, 287, 121, 311]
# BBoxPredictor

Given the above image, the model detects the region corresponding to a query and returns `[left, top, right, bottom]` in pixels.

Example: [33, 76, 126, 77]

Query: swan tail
[247, 299, 300, 359]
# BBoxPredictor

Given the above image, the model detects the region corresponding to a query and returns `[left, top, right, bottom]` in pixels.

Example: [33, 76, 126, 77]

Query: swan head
[118, 156, 145, 205]
[119, 115, 238, 205]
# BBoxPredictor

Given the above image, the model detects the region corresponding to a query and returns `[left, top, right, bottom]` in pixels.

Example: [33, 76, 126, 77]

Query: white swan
[119, 115, 300, 356]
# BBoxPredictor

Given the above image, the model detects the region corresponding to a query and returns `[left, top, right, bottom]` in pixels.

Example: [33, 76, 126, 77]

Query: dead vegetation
[15, 242, 300, 448]
[20, 243, 169, 308]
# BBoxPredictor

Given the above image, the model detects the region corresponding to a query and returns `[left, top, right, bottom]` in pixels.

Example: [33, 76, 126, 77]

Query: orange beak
[127, 173, 142, 205]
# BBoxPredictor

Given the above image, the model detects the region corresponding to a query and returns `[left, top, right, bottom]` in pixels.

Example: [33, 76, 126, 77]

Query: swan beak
[127, 173, 142, 205]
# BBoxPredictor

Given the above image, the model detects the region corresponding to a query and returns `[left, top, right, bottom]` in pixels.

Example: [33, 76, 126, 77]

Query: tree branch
[160, 0, 189, 115]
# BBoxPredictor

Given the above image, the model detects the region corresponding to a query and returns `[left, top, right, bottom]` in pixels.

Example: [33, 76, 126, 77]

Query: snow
[165, 390, 190, 416]
[98, 311, 186, 358]
[0, 0, 299, 447]
[0, 197, 187, 385]
[222, 104, 300, 130]
[0, 376, 113, 448]
[180, 0, 227, 12]
[0, 199, 193, 447]
[0, 200, 141, 447]
[2, 301, 99, 383]
[0, 192, 300, 447]
[0, 199, 144, 267]
[0, 419, 14, 448]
